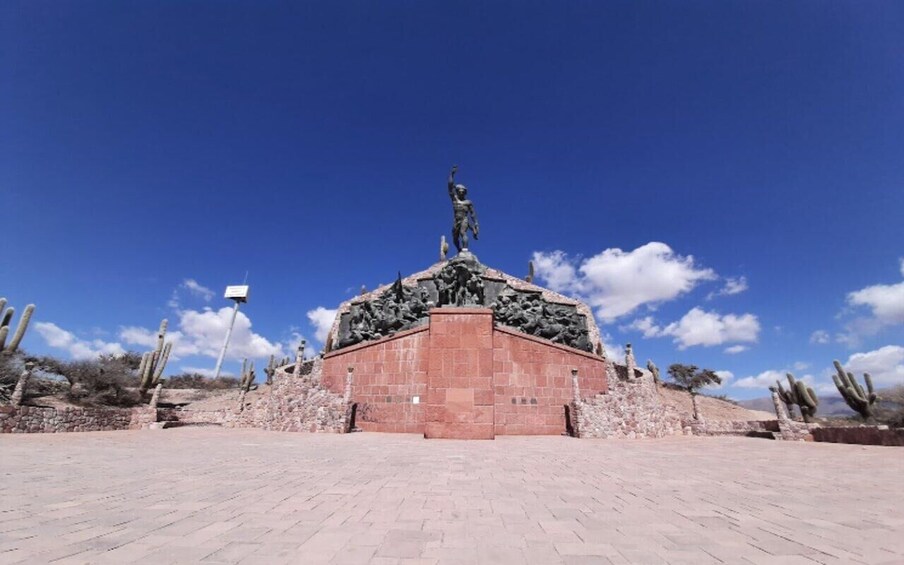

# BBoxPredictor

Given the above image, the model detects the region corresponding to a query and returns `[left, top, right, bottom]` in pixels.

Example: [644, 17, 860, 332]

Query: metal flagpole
[212, 284, 250, 380]
[212, 300, 240, 380]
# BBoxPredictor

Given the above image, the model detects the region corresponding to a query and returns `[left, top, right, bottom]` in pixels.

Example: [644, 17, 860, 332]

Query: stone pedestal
[424, 308, 495, 439]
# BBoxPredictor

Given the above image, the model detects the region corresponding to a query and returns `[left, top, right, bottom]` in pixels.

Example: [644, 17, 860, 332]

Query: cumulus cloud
[532, 242, 716, 322]
[181, 279, 215, 302]
[714, 370, 734, 387]
[34, 322, 126, 360]
[735, 369, 815, 390]
[836, 260, 904, 345]
[723, 345, 748, 354]
[167, 278, 217, 310]
[842, 345, 904, 387]
[625, 307, 760, 350]
[707, 276, 749, 300]
[809, 330, 830, 344]
[119, 325, 195, 359]
[307, 307, 337, 343]
[120, 307, 283, 362]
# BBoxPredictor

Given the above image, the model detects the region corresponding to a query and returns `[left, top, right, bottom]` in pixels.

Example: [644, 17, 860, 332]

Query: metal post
[213, 300, 241, 380]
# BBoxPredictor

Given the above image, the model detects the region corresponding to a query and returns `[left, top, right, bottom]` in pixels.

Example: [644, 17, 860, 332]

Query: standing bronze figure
[447, 165, 479, 253]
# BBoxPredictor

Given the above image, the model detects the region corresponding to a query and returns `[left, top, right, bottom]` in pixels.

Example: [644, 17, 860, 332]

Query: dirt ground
[657, 385, 775, 421]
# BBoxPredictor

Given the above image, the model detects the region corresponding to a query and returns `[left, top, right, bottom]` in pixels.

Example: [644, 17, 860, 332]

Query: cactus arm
[137, 352, 150, 384]
[1, 307, 13, 328]
[847, 372, 864, 401]
[155, 319, 168, 355]
[0, 326, 7, 350]
[795, 381, 815, 409]
[0, 299, 6, 319]
[864, 373, 876, 401]
[140, 351, 157, 391]
[7, 304, 34, 352]
[152, 342, 172, 384]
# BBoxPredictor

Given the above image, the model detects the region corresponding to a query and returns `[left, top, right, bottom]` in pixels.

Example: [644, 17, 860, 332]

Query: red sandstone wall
[493, 327, 607, 435]
[424, 309, 495, 439]
[321, 311, 608, 438]
[321, 326, 429, 433]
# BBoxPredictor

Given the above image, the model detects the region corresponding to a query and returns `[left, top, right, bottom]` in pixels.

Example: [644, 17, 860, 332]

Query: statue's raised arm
[447, 165, 458, 200]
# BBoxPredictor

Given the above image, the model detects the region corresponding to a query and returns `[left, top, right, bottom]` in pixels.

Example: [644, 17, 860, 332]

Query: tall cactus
[139, 319, 172, 395]
[264, 354, 289, 385]
[240, 359, 255, 392]
[0, 300, 35, 354]
[776, 373, 819, 423]
[237, 359, 255, 411]
[832, 360, 877, 420]
[646, 359, 661, 384]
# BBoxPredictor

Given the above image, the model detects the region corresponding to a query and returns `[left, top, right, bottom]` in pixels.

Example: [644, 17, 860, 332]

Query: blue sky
[2, 2, 902, 398]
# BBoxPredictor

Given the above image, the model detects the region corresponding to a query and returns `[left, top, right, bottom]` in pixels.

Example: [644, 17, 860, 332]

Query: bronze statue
[447, 165, 479, 253]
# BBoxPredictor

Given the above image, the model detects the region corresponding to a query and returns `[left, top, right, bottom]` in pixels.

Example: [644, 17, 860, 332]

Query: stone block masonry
[321, 308, 608, 438]
[424, 308, 495, 439]
[0, 405, 159, 433]
[321, 326, 429, 433]
[573, 370, 682, 439]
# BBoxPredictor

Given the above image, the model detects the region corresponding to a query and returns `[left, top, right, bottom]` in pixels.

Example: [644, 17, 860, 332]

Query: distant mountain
[738, 394, 857, 418]
[738, 388, 904, 419]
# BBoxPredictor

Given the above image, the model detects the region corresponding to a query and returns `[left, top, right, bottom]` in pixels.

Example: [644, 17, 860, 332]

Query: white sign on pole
[224, 285, 250, 302]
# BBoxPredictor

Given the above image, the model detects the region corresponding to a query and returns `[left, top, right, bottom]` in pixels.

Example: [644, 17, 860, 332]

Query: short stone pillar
[691, 393, 704, 423]
[10, 362, 34, 407]
[293, 340, 306, 379]
[625, 343, 636, 379]
[769, 387, 790, 421]
[344, 367, 354, 403]
[571, 368, 581, 403]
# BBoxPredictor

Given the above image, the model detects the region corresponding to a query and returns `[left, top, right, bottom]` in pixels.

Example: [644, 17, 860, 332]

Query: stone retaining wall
[158, 361, 353, 434]
[683, 418, 815, 441]
[573, 369, 683, 439]
[812, 426, 904, 446]
[264, 361, 351, 433]
[0, 405, 158, 433]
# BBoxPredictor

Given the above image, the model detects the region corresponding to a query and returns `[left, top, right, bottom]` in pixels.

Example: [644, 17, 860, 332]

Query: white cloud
[793, 361, 810, 371]
[119, 325, 195, 359]
[167, 278, 217, 310]
[120, 307, 283, 362]
[622, 316, 661, 338]
[837, 260, 904, 345]
[847, 278, 904, 323]
[841, 345, 904, 387]
[307, 307, 337, 343]
[181, 279, 215, 302]
[627, 307, 760, 350]
[809, 330, 830, 344]
[34, 322, 126, 360]
[735, 369, 814, 390]
[707, 276, 749, 300]
[532, 242, 716, 322]
[714, 370, 734, 388]
[724, 345, 748, 354]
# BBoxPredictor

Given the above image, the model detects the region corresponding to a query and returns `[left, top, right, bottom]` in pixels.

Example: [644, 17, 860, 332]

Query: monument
[312, 166, 611, 438]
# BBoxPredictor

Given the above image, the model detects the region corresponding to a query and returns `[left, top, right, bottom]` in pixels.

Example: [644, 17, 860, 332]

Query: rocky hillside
[658, 385, 775, 421]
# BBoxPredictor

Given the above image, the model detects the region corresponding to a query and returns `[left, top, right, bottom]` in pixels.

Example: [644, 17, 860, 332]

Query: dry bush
[165, 373, 241, 390]
[0, 352, 24, 403]
[876, 385, 904, 428]
[34, 353, 142, 407]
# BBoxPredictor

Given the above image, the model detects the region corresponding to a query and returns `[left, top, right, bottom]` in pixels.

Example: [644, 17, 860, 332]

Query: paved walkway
[1, 429, 902, 564]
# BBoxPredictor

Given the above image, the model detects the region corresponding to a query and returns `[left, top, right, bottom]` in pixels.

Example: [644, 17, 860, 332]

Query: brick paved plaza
[1, 429, 902, 564]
